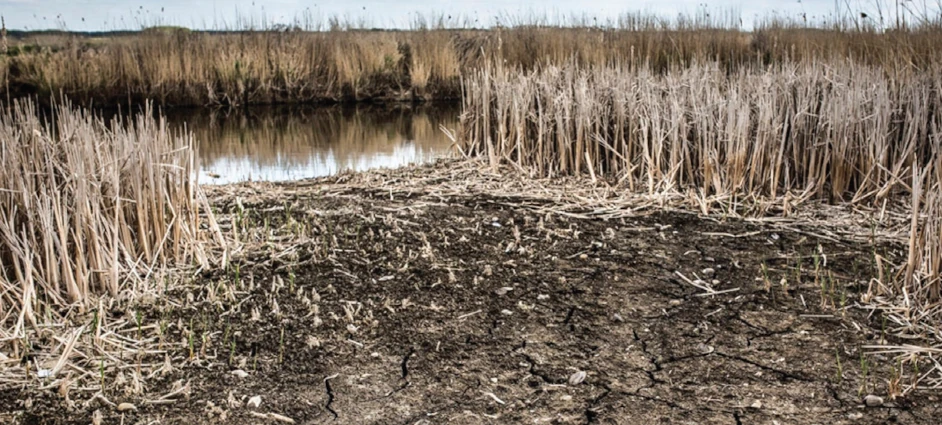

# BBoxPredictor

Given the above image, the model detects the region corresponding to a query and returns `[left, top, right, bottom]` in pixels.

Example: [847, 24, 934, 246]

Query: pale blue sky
[0, 1, 896, 31]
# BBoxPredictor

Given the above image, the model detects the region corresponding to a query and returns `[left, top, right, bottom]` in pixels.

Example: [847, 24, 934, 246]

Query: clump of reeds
[458, 60, 942, 357]
[460, 62, 941, 203]
[0, 100, 215, 336]
[896, 160, 942, 334]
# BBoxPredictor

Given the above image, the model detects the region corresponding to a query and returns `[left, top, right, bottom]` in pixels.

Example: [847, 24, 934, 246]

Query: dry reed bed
[0, 101, 220, 353]
[459, 62, 942, 356]
[6, 26, 942, 106]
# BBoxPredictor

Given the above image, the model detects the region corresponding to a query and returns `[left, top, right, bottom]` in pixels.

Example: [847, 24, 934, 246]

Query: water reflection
[161, 104, 459, 185]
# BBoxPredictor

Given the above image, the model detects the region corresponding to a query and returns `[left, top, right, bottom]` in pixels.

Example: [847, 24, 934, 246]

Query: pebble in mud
[696, 343, 714, 354]
[568, 371, 587, 385]
[863, 394, 884, 407]
[247, 396, 262, 409]
[494, 287, 513, 295]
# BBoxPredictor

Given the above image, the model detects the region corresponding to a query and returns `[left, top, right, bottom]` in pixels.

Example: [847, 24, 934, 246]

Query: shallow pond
[161, 104, 459, 184]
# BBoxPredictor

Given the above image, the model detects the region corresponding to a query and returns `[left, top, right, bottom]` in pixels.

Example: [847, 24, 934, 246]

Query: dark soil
[4, 182, 940, 424]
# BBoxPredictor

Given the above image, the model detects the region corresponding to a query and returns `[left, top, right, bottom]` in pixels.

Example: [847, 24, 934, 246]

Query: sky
[0, 1, 896, 31]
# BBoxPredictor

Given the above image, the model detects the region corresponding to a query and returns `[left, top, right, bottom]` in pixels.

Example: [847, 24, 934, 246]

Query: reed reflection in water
[163, 105, 458, 184]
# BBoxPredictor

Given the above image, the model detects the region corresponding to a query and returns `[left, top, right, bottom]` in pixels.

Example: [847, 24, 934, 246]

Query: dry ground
[2, 161, 939, 424]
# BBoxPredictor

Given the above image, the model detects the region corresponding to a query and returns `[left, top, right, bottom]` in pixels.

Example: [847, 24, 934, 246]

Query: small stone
[117, 403, 136, 412]
[613, 313, 624, 322]
[749, 400, 762, 409]
[231, 369, 249, 379]
[669, 299, 682, 306]
[537, 294, 549, 300]
[863, 394, 884, 407]
[500, 309, 513, 316]
[568, 370, 587, 385]
[560, 395, 573, 401]
[247, 395, 262, 408]
[701, 268, 715, 277]
[494, 287, 513, 295]
[579, 254, 588, 260]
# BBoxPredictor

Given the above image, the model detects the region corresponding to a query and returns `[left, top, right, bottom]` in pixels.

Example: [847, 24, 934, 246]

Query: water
[160, 104, 459, 185]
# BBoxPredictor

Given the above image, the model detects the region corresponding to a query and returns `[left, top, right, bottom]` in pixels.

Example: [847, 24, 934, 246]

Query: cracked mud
[6, 182, 941, 424]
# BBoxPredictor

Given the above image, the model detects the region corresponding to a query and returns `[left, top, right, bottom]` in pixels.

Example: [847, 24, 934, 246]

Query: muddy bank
[2, 162, 938, 424]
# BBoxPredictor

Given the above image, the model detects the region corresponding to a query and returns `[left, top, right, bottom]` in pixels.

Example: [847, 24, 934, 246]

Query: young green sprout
[761, 262, 772, 293]
[834, 348, 843, 383]
[859, 352, 869, 397]
[279, 327, 286, 364]
[230, 338, 237, 366]
[188, 317, 196, 360]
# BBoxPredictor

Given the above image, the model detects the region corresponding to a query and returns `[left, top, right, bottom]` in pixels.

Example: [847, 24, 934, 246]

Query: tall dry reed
[0, 101, 217, 339]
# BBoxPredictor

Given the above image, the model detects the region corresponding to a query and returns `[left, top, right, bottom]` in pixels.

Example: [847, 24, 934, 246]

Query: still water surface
[161, 105, 459, 185]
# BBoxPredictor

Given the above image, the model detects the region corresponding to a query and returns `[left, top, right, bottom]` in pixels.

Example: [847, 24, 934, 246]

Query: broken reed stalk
[459, 60, 942, 337]
[0, 100, 215, 338]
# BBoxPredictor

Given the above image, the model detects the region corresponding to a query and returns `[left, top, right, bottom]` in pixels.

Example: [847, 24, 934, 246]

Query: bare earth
[4, 162, 939, 424]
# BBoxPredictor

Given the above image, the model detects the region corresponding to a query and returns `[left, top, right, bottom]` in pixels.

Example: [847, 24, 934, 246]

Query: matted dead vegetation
[4, 159, 941, 424]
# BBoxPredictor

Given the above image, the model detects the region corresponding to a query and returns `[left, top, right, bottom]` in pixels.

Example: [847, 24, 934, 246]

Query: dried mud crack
[324, 375, 338, 419]
[3, 166, 941, 424]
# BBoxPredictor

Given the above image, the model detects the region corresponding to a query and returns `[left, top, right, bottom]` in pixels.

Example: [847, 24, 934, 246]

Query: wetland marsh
[2, 10, 942, 425]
